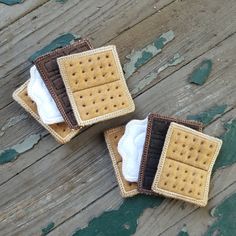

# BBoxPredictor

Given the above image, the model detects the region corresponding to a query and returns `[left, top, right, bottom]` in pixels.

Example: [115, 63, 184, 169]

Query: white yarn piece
[118, 118, 148, 182]
[27, 65, 64, 124]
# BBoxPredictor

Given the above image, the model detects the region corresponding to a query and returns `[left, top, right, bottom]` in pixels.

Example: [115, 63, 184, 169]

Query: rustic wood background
[0, 0, 236, 235]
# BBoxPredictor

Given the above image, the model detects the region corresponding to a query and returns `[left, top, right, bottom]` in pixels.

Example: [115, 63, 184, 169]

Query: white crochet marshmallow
[27, 65, 64, 124]
[117, 118, 148, 182]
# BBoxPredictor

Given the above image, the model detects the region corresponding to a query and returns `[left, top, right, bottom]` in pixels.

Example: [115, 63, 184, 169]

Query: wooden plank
[0, 127, 119, 235]
[0, 29, 235, 235]
[1, 0, 236, 185]
[49, 188, 123, 236]
[0, 0, 49, 30]
[113, 0, 236, 95]
[0, 0, 172, 109]
[49, 163, 236, 236]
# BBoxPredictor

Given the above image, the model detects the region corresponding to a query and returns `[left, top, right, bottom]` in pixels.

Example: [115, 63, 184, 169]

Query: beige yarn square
[104, 126, 138, 198]
[152, 122, 222, 206]
[12, 81, 80, 144]
[57, 45, 135, 126]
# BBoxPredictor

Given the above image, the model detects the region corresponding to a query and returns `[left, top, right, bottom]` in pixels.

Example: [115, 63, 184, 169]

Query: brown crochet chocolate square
[57, 45, 135, 126]
[138, 113, 203, 195]
[34, 39, 93, 129]
[12, 81, 80, 143]
[151, 122, 222, 206]
[104, 126, 138, 198]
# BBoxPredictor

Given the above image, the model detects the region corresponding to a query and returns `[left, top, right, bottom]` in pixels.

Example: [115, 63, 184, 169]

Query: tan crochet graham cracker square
[12, 81, 80, 144]
[104, 126, 138, 198]
[152, 122, 222, 206]
[57, 45, 135, 126]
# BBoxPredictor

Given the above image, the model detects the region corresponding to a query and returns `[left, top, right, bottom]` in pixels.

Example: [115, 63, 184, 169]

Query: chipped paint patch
[29, 33, 80, 62]
[188, 59, 212, 85]
[56, 0, 68, 3]
[187, 104, 227, 125]
[0, 134, 41, 164]
[177, 224, 189, 236]
[41, 222, 55, 236]
[72, 195, 163, 236]
[131, 53, 184, 95]
[0, 0, 24, 5]
[131, 72, 157, 95]
[0, 114, 28, 137]
[123, 31, 175, 78]
[204, 193, 236, 236]
[0, 149, 18, 164]
[213, 119, 236, 171]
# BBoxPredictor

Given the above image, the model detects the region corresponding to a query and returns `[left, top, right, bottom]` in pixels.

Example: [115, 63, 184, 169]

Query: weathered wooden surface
[0, 0, 236, 235]
[0, 0, 49, 30]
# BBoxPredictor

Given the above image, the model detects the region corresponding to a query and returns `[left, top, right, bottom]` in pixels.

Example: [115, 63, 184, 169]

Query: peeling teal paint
[0, 114, 28, 137]
[0, 0, 24, 5]
[131, 53, 184, 95]
[0, 149, 18, 164]
[72, 195, 163, 236]
[213, 119, 236, 171]
[177, 225, 189, 236]
[56, 0, 68, 3]
[204, 193, 236, 236]
[0, 134, 41, 164]
[187, 104, 227, 125]
[29, 33, 80, 62]
[41, 222, 55, 236]
[188, 59, 213, 85]
[134, 51, 153, 68]
[123, 31, 175, 78]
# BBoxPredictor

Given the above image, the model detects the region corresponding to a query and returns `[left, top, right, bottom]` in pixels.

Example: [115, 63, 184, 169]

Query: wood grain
[0, 28, 235, 235]
[1, 0, 236, 235]
[0, 0, 49, 30]
[0, 0, 172, 109]
[1, 0, 235, 186]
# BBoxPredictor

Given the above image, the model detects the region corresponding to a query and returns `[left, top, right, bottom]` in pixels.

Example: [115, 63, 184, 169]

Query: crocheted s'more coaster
[35, 39, 93, 129]
[57, 45, 135, 126]
[151, 122, 222, 206]
[138, 114, 203, 195]
[104, 127, 138, 198]
[13, 81, 80, 144]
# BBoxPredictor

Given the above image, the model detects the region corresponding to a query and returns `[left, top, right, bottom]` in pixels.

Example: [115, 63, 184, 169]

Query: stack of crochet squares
[105, 114, 222, 206]
[13, 39, 135, 143]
